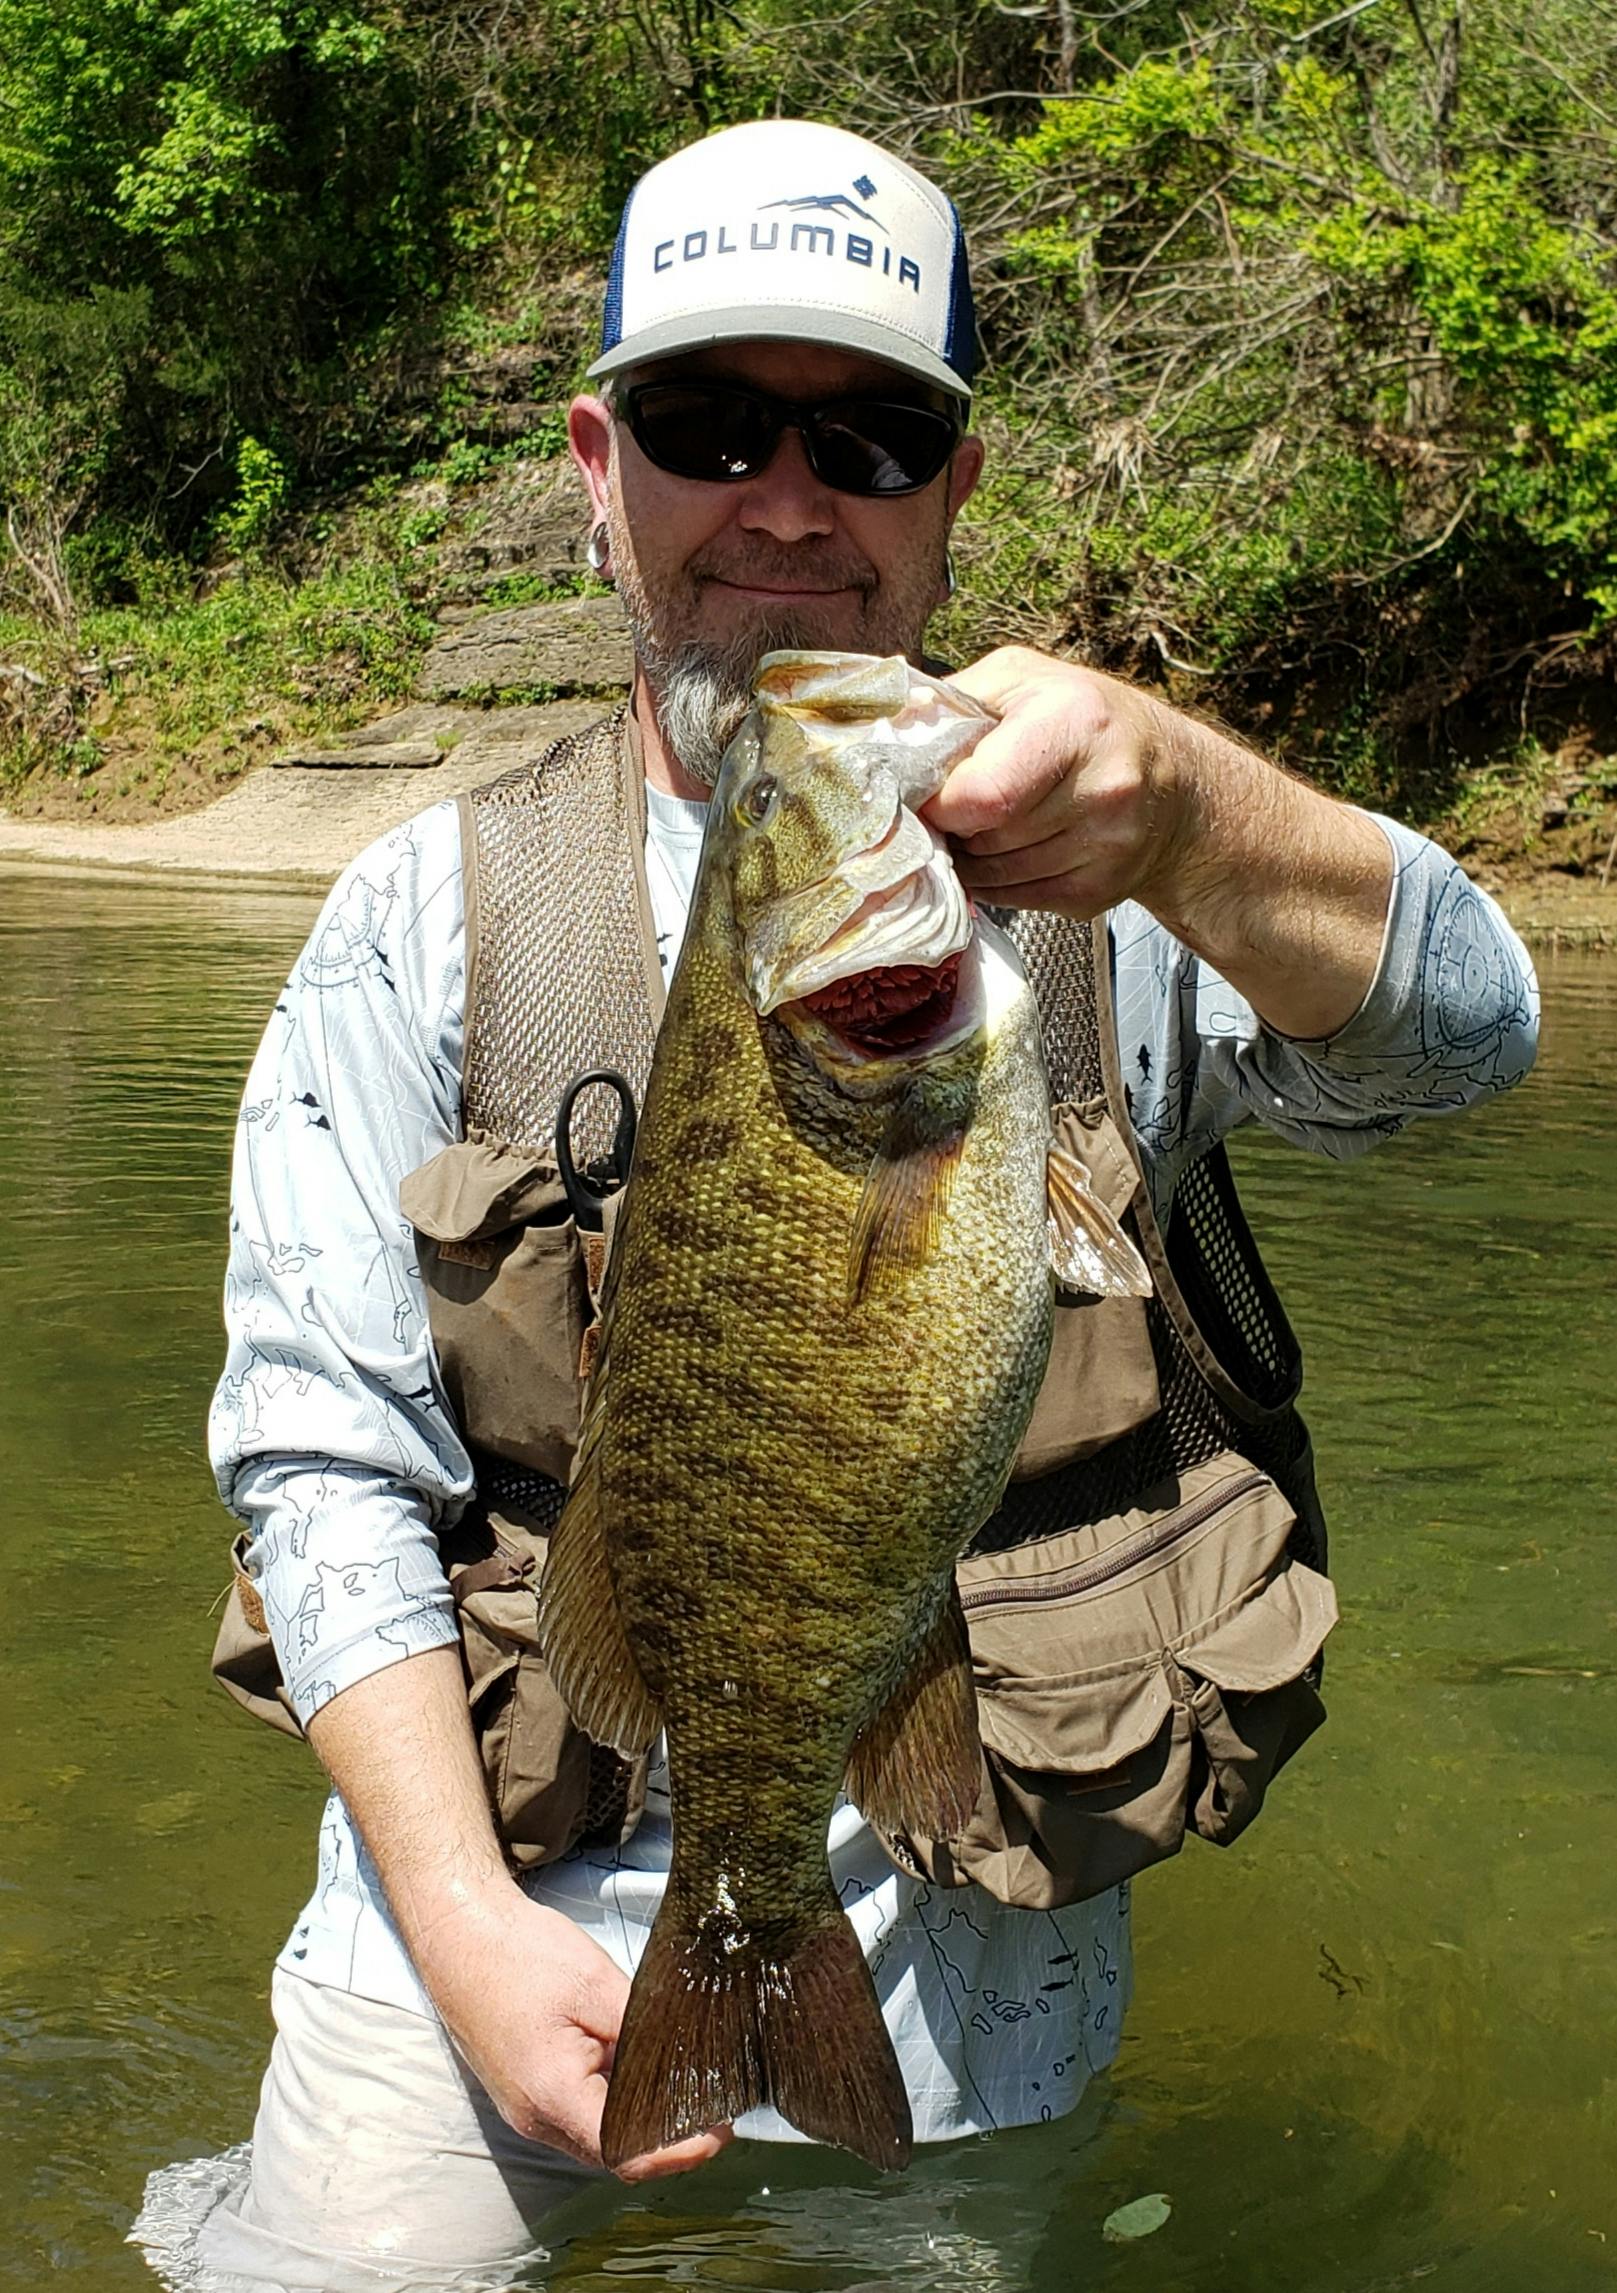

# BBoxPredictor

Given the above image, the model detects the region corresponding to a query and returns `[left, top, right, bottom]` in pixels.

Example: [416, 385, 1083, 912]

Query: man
[138, 117, 1537, 2289]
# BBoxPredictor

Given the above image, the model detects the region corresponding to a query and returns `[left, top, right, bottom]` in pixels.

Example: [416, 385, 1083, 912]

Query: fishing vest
[213, 709, 1338, 1912]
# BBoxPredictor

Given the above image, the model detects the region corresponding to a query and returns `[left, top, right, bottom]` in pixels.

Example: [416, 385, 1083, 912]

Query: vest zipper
[959, 1468, 1271, 1614]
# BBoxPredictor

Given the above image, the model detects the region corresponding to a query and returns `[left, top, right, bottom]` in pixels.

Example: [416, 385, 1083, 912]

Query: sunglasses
[619, 380, 963, 498]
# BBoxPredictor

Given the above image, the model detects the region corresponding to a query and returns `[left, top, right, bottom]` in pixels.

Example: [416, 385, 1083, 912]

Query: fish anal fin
[846, 1585, 983, 1842]
[849, 1099, 966, 1306]
[535, 1453, 660, 1758]
[1046, 1144, 1153, 1298]
[602, 1887, 911, 2173]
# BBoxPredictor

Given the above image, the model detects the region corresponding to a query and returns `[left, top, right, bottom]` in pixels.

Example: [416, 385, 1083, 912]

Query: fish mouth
[747, 808, 972, 1015]
[789, 946, 969, 1057]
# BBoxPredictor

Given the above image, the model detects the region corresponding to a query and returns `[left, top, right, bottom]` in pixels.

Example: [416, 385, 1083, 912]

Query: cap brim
[587, 306, 972, 400]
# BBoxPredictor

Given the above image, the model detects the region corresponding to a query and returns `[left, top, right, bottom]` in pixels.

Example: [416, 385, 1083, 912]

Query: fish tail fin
[601, 1889, 912, 2174]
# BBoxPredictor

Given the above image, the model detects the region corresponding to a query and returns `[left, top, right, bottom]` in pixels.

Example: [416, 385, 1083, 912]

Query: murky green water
[1, 875, 1611, 2291]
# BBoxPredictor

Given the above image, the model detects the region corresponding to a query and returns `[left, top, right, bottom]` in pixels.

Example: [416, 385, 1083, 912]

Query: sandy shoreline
[0, 698, 604, 894]
[4, 730, 1614, 949]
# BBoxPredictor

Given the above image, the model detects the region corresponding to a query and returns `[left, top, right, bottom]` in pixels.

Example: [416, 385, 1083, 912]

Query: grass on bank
[0, 430, 600, 818]
[0, 559, 435, 815]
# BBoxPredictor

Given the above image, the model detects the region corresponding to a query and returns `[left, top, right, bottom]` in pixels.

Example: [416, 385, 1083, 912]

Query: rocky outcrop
[432, 464, 593, 601]
[416, 596, 631, 698]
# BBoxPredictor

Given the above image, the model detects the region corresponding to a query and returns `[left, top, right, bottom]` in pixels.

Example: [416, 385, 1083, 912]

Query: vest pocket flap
[447, 1509, 550, 1653]
[975, 1661, 1174, 1774]
[1176, 1559, 1338, 1694]
[1050, 1098, 1141, 1218]
[401, 1133, 564, 1244]
[1009, 1098, 1153, 1481]
[961, 1456, 1315, 1777]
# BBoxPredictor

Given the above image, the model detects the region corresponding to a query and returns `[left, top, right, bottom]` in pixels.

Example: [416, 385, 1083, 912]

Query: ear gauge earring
[585, 521, 612, 576]
[943, 547, 959, 602]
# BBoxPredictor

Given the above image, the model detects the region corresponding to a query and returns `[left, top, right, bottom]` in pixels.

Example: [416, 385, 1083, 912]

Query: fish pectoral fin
[535, 1455, 660, 1758]
[1046, 1144, 1153, 1298]
[848, 1097, 967, 1306]
[602, 1883, 912, 2173]
[845, 1585, 983, 1844]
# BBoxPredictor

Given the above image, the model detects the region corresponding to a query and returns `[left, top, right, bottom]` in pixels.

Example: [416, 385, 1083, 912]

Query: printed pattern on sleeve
[209, 804, 474, 1724]
[1110, 814, 1539, 1213]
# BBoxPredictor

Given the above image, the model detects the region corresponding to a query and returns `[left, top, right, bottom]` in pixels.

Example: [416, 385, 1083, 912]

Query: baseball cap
[589, 119, 979, 400]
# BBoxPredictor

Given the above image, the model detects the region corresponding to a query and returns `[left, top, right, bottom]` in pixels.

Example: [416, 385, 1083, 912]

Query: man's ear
[946, 432, 985, 525]
[568, 394, 614, 524]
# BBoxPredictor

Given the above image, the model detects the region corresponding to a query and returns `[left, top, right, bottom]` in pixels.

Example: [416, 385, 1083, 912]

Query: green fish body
[538, 653, 1146, 2171]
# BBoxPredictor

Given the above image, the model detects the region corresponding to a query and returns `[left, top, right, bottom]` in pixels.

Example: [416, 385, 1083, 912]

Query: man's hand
[410, 1871, 731, 2181]
[306, 1646, 729, 2181]
[931, 645, 1394, 1042]
[928, 646, 1178, 919]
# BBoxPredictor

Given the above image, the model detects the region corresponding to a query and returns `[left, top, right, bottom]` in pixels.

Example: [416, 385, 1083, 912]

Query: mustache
[690, 542, 878, 596]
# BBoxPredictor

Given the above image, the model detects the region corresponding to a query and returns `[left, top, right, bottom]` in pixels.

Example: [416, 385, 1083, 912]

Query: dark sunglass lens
[629, 385, 776, 482]
[811, 402, 958, 495]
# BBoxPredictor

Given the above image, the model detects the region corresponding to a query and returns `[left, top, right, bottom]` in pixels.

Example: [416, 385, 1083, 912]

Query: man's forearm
[1139, 703, 1394, 1043]
[938, 648, 1396, 1042]
[306, 1645, 511, 1965]
[304, 1646, 730, 2177]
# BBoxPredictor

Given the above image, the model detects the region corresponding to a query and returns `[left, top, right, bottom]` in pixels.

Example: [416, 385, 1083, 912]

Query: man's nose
[734, 424, 837, 543]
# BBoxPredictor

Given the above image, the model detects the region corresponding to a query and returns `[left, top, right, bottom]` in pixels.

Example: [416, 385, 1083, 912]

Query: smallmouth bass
[538, 652, 1148, 2171]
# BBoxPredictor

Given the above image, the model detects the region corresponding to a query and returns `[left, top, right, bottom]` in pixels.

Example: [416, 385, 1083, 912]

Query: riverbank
[0, 698, 606, 889]
[3, 718, 1613, 948]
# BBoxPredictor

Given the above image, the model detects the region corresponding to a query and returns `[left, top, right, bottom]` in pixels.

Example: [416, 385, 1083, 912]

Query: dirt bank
[3, 698, 1614, 949]
[0, 699, 605, 888]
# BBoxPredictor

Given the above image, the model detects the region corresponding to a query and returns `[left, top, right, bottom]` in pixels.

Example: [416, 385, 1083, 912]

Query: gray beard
[637, 620, 807, 789]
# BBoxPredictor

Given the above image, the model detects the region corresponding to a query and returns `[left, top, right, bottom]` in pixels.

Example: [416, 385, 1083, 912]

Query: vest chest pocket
[1010, 1100, 1160, 1479]
[401, 1131, 595, 1485]
[889, 1453, 1338, 1909]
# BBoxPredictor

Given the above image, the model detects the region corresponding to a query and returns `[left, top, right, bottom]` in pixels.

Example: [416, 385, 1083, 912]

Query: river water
[0, 874, 1611, 2292]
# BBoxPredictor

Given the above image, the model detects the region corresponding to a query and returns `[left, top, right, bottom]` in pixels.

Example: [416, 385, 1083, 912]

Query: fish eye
[738, 773, 779, 825]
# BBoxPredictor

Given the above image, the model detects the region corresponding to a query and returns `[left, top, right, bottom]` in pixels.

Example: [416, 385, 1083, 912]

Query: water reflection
[0, 881, 1611, 2292]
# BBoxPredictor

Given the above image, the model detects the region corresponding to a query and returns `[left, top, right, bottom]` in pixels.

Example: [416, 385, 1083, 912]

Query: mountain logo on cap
[759, 185, 887, 233]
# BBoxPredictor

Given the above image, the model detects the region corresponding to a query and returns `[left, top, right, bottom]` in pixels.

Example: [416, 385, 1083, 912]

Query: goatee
[636, 618, 809, 790]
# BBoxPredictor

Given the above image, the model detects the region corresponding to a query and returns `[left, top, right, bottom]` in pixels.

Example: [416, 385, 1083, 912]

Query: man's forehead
[622, 340, 949, 401]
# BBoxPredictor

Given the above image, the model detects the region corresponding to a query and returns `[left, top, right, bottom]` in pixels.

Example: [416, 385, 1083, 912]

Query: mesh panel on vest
[579, 1743, 632, 1845]
[461, 715, 657, 1711]
[476, 1456, 568, 1528]
[1166, 1145, 1297, 1411]
[1000, 907, 1102, 1107]
[465, 713, 659, 1165]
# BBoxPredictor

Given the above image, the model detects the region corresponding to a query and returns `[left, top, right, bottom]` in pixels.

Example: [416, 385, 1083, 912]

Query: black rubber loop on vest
[555, 1068, 638, 1233]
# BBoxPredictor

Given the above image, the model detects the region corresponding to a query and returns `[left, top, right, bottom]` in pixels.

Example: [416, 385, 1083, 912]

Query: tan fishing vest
[214, 710, 1339, 1911]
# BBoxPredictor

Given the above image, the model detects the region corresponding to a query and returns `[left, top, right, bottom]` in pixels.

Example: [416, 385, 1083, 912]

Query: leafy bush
[4, 0, 1617, 813]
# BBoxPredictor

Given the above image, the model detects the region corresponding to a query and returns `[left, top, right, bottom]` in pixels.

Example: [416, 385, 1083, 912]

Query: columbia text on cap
[589, 120, 979, 399]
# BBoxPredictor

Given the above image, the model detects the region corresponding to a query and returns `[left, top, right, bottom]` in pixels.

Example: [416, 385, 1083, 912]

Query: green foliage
[216, 438, 290, 556]
[0, 276, 150, 626]
[0, 0, 477, 550]
[0, 558, 433, 792]
[4, 0, 1617, 813]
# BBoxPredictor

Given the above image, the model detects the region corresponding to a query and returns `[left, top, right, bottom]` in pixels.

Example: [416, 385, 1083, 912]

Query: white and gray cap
[589, 119, 979, 400]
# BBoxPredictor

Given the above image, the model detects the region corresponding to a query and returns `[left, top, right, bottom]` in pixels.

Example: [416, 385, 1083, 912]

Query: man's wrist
[1125, 689, 1228, 928]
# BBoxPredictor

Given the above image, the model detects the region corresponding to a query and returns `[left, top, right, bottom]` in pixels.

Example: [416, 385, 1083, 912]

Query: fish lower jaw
[752, 850, 972, 1015]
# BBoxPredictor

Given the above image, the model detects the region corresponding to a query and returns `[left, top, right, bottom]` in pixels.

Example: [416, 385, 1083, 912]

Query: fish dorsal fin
[845, 1585, 983, 1843]
[848, 1095, 967, 1306]
[1046, 1144, 1153, 1298]
[536, 1448, 661, 1758]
